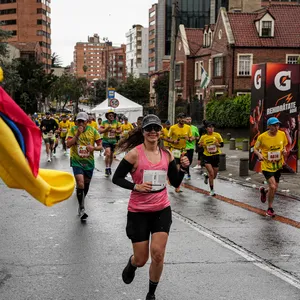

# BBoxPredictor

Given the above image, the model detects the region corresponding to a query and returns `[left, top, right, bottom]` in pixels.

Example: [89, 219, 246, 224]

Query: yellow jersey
[161, 127, 170, 148]
[90, 121, 98, 130]
[168, 124, 192, 150]
[121, 123, 134, 137]
[59, 120, 70, 137]
[199, 132, 223, 156]
[254, 130, 288, 172]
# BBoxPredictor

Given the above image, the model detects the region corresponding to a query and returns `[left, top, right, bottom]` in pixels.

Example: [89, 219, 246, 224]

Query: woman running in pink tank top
[113, 114, 189, 300]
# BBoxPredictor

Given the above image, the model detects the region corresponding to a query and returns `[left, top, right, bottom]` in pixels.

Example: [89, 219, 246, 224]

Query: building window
[0, 8, 16, 15]
[237, 92, 251, 96]
[238, 54, 252, 76]
[149, 11, 155, 18]
[195, 62, 199, 80]
[1, 19, 16, 25]
[0, 0, 16, 3]
[149, 20, 155, 26]
[261, 21, 272, 37]
[175, 64, 181, 81]
[286, 55, 300, 64]
[11, 30, 17, 36]
[213, 57, 222, 77]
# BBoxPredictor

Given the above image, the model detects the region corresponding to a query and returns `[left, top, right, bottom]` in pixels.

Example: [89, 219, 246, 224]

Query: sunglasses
[144, 125, 161, 132]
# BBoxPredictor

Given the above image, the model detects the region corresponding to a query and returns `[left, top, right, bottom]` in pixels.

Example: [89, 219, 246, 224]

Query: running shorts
[203, 154, 220, 168]
[102, 141, 116, 152]
[72, 166, 94, 179]
[42, 133, 55, 144]
[262, 170, 281, 183]
[126, 206, 172, 243]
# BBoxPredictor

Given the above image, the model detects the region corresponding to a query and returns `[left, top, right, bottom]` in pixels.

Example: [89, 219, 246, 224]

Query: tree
[50, 74, 88, 113]
[117, 75, 149, 106]
[83, 65, 88, 78]
[0, 27, 11, 58]
[14, 59, 57, 113]
[51, 52, 63, 68]
[153, 72, 169, 120]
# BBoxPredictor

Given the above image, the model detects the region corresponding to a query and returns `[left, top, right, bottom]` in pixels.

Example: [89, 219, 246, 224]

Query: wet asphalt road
[0, 149, 300, 300]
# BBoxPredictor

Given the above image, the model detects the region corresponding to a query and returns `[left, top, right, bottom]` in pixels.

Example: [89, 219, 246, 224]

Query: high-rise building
[0, 0, 51, 70]
[73, 34, 126, 83]
[126, 24, 149, 78]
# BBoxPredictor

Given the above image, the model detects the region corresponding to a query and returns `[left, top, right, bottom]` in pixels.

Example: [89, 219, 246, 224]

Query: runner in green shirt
[185, 116, 200, 179]
[67, 112, 102, 221]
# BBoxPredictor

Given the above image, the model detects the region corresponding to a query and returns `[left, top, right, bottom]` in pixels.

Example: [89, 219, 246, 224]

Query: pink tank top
[128, 144, 170, 212]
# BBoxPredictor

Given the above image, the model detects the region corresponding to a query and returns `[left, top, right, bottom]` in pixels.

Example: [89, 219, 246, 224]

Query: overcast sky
[51, 0, 155, 66]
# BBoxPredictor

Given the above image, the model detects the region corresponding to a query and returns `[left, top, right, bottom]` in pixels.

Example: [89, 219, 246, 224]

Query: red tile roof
[9, 42, 39, 52]
[185, 28, 203, 56]
[227, 4, 300, 48]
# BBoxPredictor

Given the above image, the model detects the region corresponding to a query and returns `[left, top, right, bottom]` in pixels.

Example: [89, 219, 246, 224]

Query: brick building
[9, 41, 42, 63]
[0, 0, 51, 70]
[203, 3, 300, 98]
[73, 34, 126, 83]
[172, 3, 300, 103]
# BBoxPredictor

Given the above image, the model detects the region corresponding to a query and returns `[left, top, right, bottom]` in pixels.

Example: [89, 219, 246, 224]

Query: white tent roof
[91, 92, 143, 113]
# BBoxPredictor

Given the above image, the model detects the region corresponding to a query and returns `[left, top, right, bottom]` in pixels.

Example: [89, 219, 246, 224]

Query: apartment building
[73, 34, 126, 83]
[0, 0, 51, 70]
[108, 44, 126, 83]
[126, 24, 149, 78]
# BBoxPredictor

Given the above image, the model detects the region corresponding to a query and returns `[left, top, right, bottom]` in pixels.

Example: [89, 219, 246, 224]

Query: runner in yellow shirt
[160, 120, 171, 149]
[59, 115, 70, 155]
[254, 117, 288, 217]
[168, 113, 192, 192]
[199, 121, 224, 196]
[121, 117, 134, 139]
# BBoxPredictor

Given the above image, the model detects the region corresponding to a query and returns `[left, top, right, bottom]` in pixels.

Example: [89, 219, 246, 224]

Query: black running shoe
[122, 255, 137, 284]
[204, 174, 208, 185]
[146, 293, 156, 300]
[105, 168, 110, 177]
[108, 168, 112, 175]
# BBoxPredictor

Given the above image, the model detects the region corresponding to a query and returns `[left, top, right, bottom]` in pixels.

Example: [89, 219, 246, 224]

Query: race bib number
[108, 131, 116, 138]
[172, 149, 181, 158]
[268, 151, 280, 161]
[123, 130, 128, 135]
[47, 132, 53, 138]
[77, 145, 90, 158]
[143, 170, 167, 191]
[207, 144, 217, 153]
[62, 128, 68, 133]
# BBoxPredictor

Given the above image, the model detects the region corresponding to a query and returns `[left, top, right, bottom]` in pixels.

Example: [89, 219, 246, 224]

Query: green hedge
[206, 94, 251, 128]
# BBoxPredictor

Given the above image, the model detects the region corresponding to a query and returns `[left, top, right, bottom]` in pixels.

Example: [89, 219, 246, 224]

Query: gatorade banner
[249, 64, 266, 172]
[250, 63, 300, 173]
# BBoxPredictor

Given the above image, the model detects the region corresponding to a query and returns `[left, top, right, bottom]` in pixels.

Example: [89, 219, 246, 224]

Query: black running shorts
[203, 154, 220, 168]
[262, 170, 281, 183]
[126, 206, 172, 243]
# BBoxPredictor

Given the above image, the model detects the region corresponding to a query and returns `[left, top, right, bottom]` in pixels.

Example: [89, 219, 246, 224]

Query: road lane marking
[172, 211, 300, 290]
[182, 183, 300, 229]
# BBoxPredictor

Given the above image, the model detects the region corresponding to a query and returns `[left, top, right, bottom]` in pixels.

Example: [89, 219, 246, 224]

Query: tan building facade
[0, 0, 51, 70]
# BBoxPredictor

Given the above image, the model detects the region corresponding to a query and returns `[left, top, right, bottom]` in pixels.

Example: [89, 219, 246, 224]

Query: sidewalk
[192, 143, 300, 200]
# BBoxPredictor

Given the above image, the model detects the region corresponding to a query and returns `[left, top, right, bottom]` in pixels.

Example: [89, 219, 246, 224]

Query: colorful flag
[200, 66, 210, 89]
[0, 87, 41, 177]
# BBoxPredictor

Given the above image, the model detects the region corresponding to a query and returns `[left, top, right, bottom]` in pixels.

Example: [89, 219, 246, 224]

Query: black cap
[45, 112, 50, 115]
[142, 114, 162, 129]
[177, 112, 186, 118]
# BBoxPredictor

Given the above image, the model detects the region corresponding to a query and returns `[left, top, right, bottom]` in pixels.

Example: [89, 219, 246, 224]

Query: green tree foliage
[153, 72, 169, 119]
[117, 75, 149, 106]
[51, 74, 88, 113]
[14, 59, 57, 113]
[206, 94, 251, 128]
[51, 52, 63, 68]
[0, 27, 11, 58]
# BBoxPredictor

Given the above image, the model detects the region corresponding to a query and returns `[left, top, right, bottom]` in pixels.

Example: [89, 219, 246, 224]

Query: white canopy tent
[91, 92, 143, 123]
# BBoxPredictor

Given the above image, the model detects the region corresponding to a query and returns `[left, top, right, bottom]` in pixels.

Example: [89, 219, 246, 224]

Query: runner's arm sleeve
[112, 159, 135, 190]
[168, 159, 185, 188]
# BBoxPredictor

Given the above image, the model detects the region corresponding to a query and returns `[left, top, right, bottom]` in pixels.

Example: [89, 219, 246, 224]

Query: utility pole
[168, 0, 177, 124]
[106, 42, 110, 99]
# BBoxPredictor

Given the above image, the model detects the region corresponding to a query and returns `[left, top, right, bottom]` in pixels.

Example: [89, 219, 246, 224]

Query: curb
[218, 174, 300, 201]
